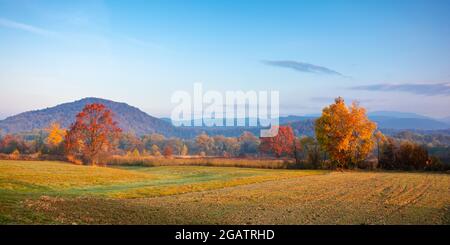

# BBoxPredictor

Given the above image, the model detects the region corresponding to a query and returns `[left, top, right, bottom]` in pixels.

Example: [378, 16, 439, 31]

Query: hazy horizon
[0, 96, 448, 121]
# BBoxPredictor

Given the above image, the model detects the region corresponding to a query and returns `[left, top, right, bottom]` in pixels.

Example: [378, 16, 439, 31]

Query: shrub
[321, 160, 336, 170]
[10, 149, 20, 160]
[379, 138, 437, 171]
[357, 157, 378, 170]
[425, 156, 444, 171]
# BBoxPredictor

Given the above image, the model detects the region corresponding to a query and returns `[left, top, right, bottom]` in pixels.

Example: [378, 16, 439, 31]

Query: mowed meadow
[1, 160, 449, 225]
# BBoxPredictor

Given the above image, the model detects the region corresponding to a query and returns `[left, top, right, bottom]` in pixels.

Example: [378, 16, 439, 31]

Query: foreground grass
[0, 160, 324, 198]
[0, 160, 449, 224]
[0, 160, 324, 223]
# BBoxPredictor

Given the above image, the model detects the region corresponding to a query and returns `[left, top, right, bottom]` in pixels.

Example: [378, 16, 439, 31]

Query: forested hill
[0, 97, 176, 136]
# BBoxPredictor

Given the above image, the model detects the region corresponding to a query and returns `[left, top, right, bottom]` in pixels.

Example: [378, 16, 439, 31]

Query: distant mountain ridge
[282, 111, 450, 131]
[439, 116, 450, 125]
[367, 111, 449, 130]
[0, 100, 448, 138]
[367, 111, 431, 119]
[0, 98, 176, 136]
[369, 116, 449, 130]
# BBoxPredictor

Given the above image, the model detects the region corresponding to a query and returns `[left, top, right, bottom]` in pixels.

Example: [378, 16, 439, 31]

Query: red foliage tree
[65, 103, 121, 165]
[163, 145, 173, 158]
[259, 125, 295, 158]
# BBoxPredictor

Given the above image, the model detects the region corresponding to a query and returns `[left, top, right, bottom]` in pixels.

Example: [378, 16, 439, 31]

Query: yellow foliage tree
[46, 123, 66, 147]
[132, 148, 140, 157]
[180, 144, 189, 156]
[151, 144, 161, 157]
[315, 97, 376, 168]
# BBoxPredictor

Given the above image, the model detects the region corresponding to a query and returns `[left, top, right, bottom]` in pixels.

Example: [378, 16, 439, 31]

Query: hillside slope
[0, 98, 176, 136]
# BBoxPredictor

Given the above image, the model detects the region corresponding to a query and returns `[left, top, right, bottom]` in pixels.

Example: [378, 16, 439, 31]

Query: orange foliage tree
[259, 125, 296, 158]
[65, 103, 121, 165]
[315, 97, 376, 168]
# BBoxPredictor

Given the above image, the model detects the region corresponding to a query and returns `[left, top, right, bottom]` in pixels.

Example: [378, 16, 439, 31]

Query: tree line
[0, 98, 448, 170]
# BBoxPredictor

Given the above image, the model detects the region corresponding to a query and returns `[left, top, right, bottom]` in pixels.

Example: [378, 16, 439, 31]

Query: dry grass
[24, 172, 450, 225]
[0, 160, 324, 223]
[1, 160, 449, 224]
[106, 155, 294, 169]
[0, 160, 155, 190]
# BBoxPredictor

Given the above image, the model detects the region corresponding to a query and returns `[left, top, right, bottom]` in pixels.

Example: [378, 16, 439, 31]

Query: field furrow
[1, 160, 449, 224]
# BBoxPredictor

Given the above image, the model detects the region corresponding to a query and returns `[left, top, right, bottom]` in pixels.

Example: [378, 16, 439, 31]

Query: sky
[0, 0, 450, 119]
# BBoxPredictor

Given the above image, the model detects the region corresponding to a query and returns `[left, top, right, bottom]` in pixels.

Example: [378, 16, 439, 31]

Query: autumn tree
[238, 131, 260, 156]
[46, 123, 66, 146]
[300, 136, 322, 168]
[396, 140, 428, 170]
[65, 103, 121, 165]
[374, 130, 387, 165]
[31, 131, 46, 154]
[0, 134, 26, 154]
[165, 138, 184, 155]
[180, 144, 189, 156]
[379, 137, 431, 170]
[151, 144, 161, 156]
[259, 125, 296, 158]
[119, 132, 144, 153]
[292, 137, 303, 165]
[44, 122, 66, 155]
[315, 97, 376, 168]
[195, 132, 215, 156]
[143, 133, 165, 151]
[379, 137, 397, 169]
[132, 148, 140, 157]
[163, 145, 173, 158]
[213, 135, 240, 157]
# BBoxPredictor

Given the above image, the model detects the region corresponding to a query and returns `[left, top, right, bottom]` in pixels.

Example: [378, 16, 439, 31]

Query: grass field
[0, 160, 449, 224]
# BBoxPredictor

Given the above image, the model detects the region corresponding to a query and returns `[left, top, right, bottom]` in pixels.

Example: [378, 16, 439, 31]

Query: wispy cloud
[0, 17, 56, 37]
[263, 60, 346, 77]
[350, 83, 450, 96]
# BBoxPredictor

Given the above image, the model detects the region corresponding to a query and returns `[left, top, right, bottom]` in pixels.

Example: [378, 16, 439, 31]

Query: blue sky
[0, 0, 450, 119]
